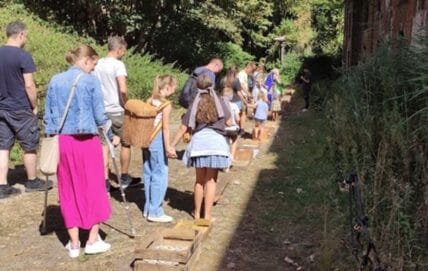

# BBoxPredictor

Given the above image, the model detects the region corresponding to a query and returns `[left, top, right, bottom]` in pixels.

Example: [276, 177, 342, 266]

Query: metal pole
[41, 175, 49, 235]
[101, 123, 136, 237]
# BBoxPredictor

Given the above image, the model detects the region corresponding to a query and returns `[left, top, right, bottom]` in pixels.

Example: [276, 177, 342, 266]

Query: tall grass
[0, 3, 187, 102]
[0, 3, 187, 163]
[326, 39, 428, 267]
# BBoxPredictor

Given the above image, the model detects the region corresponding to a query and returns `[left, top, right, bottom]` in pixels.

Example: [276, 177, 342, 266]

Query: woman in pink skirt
[44, 45, 116, 258]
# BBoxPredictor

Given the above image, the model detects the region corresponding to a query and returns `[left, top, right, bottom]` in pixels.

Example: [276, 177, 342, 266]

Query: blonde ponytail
[150, 75, 177, 101]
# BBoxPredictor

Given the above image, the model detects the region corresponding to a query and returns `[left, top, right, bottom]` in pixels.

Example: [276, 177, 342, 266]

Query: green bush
[0, 3, 186, 103]
[124, 53, 187, 100]
[266, 51, 302, 85]
[0, 3, 187, 164]
[282, 51, 303, 84]
[326, 40, 428, 267]
[215, 41, 255, 69]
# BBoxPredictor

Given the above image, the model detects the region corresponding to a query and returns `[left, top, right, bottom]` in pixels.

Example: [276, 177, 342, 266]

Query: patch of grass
[266, 113, 337, 222]
[254, 109, 352, 269]
[326, 40, 428, 266]
[10, 144, 22, 164]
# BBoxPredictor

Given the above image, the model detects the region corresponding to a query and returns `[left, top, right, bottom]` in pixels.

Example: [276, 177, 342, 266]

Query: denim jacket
[44, 66, 108, 135]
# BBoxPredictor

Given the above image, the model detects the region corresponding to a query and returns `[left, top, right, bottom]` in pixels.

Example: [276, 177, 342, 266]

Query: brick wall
[343, 0, 428, 67]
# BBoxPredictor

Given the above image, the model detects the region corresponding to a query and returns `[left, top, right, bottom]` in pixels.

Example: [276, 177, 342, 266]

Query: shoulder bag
[39, 73, 83, 176]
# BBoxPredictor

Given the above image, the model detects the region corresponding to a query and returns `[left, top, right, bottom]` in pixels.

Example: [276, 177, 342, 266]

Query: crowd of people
[0, 20, 307, 258]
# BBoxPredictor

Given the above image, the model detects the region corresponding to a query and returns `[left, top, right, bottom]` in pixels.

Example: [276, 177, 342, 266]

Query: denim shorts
[0, 109, 39, 151]
[254, 118, 266, 125]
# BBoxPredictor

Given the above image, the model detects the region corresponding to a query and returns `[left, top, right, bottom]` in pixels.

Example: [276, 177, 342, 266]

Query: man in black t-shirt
[0, 20, 52, 199]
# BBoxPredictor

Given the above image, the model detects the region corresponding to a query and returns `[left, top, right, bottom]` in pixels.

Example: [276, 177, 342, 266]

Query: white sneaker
[147, 214, 173, 223]
[84, 238, 111, 254]
[65, 241, 80, 258]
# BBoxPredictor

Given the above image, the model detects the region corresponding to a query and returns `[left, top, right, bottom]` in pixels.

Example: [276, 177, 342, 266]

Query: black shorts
[0, 109, 39, 151]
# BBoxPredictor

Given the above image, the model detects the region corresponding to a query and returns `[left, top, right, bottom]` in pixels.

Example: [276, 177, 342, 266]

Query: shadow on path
[216, 90, 336, 270]
[38, 205, 108, 247]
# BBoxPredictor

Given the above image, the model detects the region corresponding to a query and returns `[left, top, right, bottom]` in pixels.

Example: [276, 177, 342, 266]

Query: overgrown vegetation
[256, 102, 351, 270]
[0, 3, 186, 163]
[8, 0, 343, 84]
[0, 3, 186, 102]
[324, 40, 428, 268]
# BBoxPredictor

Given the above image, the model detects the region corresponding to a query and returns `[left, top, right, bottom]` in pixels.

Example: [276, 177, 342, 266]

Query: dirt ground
[0, 93, 319, 271]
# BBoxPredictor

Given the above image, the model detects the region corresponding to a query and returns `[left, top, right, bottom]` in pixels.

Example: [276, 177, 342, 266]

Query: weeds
[326, 39, 428, 268]
[0, 3, 187, 164]
[263, 108, 352, 269]
[0, 3, 186, 103]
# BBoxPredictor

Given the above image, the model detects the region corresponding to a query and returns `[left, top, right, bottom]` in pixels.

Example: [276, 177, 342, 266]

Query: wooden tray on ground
[266, 126, 276, 135]
[265, 121, 279, 128]
[238, 138, 261, 149]
[283, 87, 296, 96]
[135, 228, 201, 263]
[133, 220, 212, 271]
[233, 148, 254, 167]
[282, 94, 292, 103]
[133, 249, 201, 271]
[235, 148, 254, 161]
[175, 219, 212, 243]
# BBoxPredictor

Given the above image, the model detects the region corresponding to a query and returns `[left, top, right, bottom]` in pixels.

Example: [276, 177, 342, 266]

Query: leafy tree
[236, 0, 273, 53]
[311, 0, 344, 55]
[215, 41, 255, 69]
[17, 0, 344, 69]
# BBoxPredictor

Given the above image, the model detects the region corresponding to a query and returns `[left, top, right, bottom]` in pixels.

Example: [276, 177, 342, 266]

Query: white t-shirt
[237, 70, 249, 92]
[253, 86, 268, 101]
[152, 99, 163, 127]
[93, 57, 127, 113]
[229, 102, 240, 126]
[225, 102, 240, 132]
[252, 86, 260, 102]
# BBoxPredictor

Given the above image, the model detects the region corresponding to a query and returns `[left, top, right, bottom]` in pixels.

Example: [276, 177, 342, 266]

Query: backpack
[179, 68, 209, 108]
[123, 99, 171, 148]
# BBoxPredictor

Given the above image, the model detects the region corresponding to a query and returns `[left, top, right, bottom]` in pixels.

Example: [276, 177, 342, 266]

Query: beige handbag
[39, 74, 83, 175]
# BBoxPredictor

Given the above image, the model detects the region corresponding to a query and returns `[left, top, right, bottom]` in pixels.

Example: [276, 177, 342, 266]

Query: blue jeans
[142, 132, 168, 217]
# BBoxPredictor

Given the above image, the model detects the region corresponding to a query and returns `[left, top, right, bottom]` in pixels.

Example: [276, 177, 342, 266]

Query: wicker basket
[123, 99, 170, 148]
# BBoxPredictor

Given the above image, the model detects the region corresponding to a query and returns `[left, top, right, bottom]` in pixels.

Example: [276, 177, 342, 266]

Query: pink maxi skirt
[57, 135, 111, 229]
